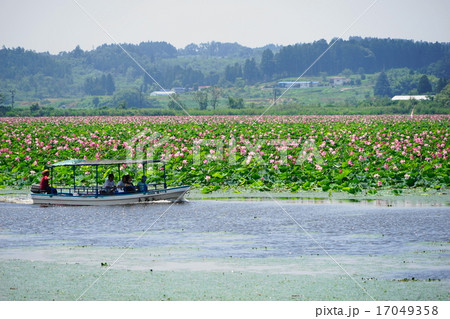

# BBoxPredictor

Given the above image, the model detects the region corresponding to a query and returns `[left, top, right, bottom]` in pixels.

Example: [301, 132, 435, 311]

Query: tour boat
[30, 159, 190, 206]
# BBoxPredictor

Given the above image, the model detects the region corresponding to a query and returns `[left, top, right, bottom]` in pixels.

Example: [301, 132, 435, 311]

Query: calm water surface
[0, 201, 448, 259]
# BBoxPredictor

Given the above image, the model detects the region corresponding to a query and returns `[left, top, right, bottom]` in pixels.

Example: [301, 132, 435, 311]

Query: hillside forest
[0, 37, 449, 116]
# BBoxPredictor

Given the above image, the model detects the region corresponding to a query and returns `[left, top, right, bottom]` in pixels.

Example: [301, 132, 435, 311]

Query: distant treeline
[4, 97, 448, 117]
[1, 38, 449, 100]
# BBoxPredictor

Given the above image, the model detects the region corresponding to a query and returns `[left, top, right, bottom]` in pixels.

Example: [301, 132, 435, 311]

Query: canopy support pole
[95, 165, 99, 197]
[50, 167, 54, 196]
[163, 163, 167, 189]
[72, 165, 76, 194]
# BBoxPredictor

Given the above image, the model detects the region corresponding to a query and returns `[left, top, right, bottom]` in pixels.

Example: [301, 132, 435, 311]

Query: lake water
[0, 200, 448, 261]
[1, 199, 449, 301]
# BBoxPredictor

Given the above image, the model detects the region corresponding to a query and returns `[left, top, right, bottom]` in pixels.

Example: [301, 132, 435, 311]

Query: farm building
[171, 87, 186, 94]
[329, 77, 350, 86]
[278, 81, 319, 89]
[391, 95, 431, 101]
[150, 91, 175, 96]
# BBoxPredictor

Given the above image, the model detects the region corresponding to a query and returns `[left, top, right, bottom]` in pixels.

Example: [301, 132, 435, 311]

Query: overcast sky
[1, 0, 449, 54]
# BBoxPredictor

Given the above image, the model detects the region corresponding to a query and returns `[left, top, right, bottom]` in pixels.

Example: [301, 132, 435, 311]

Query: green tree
[118, 101, 127, 109]
[0, 93, 11, 115]
[208, 86, 221, 110]
[436, 78, 448, 93]
[113, 89, 141, 107]
[168, 94, 184, 110]
[260, 49, 275, 80]
[84, 73, 115, 96]
[374, 72, 392, 97]
[224, 63, 242, 83]
[417, 75, 432, 94]
[0, 93, 6, 114]
[228, 96, 244, 109]
[92, 97, 100, 107]
[83, 77, 94, 95]
[243, 58, 259, 84]
[436, 83, 450, 107]
[105, 73, 116, 95]
[30, 103, 40, 113]
[71, 45, 84, 58]
[194, 90, 208, 110]
[341, 68, 352, 78]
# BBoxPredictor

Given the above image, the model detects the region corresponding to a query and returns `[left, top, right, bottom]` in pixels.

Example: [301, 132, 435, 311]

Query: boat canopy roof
[49, 159, 165, 167]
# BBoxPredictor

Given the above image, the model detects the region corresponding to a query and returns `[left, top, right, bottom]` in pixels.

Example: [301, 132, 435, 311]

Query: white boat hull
[31, 186, 190, 206]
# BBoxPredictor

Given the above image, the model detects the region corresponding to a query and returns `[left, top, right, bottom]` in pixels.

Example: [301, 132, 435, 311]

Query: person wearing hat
[137, 175, 148, 192]
[40, 169, 57, 194]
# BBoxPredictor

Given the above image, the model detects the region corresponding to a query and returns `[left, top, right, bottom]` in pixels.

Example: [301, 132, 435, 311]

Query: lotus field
[0, 115, 449, 194]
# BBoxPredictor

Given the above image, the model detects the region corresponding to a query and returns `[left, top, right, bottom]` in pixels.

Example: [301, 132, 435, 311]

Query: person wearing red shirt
[40, 169, 57, 194]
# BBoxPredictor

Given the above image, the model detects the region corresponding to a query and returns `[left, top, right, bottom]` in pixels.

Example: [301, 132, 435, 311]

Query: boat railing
[50, 186, 99, 196]
[50, 182, 167, 196]
[147, 182, 166, 190]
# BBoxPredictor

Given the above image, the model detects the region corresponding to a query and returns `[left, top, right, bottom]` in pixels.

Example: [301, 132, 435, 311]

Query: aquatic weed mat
[186, 189, 450, 207]
[0, 246, 448, 301]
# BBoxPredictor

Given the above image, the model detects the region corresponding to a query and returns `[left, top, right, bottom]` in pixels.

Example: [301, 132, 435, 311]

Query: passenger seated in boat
[137, 175, 148, 192]
[40, 169, 57, 194]
[116, 175, 127, 192]
[124, 175, 135, 192]
[101, 173, 115, 193]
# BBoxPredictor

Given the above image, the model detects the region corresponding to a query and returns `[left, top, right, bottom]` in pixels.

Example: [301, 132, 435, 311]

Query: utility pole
[9, 90, 15, 108]
[273, 87, 280, 105]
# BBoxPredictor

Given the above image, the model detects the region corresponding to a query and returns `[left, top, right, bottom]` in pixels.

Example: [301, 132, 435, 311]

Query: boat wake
[0, 195, 33, 205]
